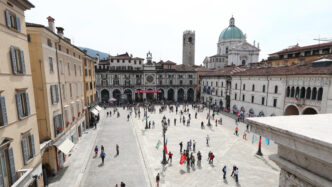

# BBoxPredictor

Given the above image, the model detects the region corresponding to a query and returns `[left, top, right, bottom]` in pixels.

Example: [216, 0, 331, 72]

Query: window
[79, 66, 82, 76]
[53, 113, 63, 137]
[90, 82, 92, 90]
[226, 47, 228, 54]
[70, 84, 72, 97]
[317, 88, 323, 101]
[74, 64, 77, 76]
[71, 104, 75, 120]
[60, 60, 64, 74]
[50, 85, 59, 104]
[113, 79, 119, 86]
[5, 10, 21, 32]
[189, 80, 193, 85]
[222, 82, 224, 87]
[273, 99, 277, 107]
[62, 84, 66, 100]
[180, 80, 183, 85]
[21, 133, 35, 164]
[170, 80, 173, 85]
[139, 61, 142, 64]
[0, 146, 17, 186]
[86, 83, 89, 91]
[235, 83, 237, 89]
[216, 82, 218, 87]
[16, 92, 30, 119]
[47, 38, 52, 47]
[0, 96, 8, 126]
[68, 63, 70, 75]
[49, 57, 54, 72]
[242, 95, 245, 101]
[263, 85, 266, 93]
[66, 49, 69, 54]
[243, 84, 245, 90]
[274, 86, 278, 94]
[84, 59, 87, 66]
[251, 96, 254, 103]
[10, 46, 26, 74]
[261, 97, 265, 105]
[235, 93, 237, 100]
[159, 80, 162, 85]
[85, 69, 87, 76]
[89, 70, 91, 76]
[252, 85, 255, 91]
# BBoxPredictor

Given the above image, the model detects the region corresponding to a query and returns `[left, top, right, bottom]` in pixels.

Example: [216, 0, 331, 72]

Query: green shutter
[16, 16, 21, 32]
[59, 114, 63, 128]
[53, 116, 57, 137]
[8, 148, 16, 183]
[0, 152, 4, 186]
[29, 134, 35, 157]
[10, 46, 17, 74]
[16, 93, 22, 119]
[55, 85, 59, 103]
[20, 50, 26, 74]
[50, 85, 54, 104]
[0, 96, 8, 125]
[21, 138, 28, 165]
[25, 93, 30, 116]
[5, 10, 11, 27]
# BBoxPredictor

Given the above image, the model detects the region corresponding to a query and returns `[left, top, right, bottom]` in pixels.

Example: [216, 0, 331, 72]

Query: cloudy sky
[26, 0, 332, 64]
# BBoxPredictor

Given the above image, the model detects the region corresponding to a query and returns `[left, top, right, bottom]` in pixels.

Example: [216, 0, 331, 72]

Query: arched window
[286, 87, 290, 97]
[295, 87, 300, 97]
[300, 87, 305, 98]
[317, 87, 323, 101]
[291, 87, 295, 97]
[242, 60, 246, 66]
[275, 86, 278, 94]
[262, 85, 266, 93]
[252, 85, 255, 91]
[188, 37, 192, 43]
[235, 83, 237, 89]
[312, 87, 317, 100]
[306, 88, 311, 99]
[243, 84, 246, 90]
[226, 47, 228, 54]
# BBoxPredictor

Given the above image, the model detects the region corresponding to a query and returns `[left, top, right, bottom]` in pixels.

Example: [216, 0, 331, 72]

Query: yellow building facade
[82, 55, 97, 127]
[27, 17, 86, 181]
[0, 0, 44, 186]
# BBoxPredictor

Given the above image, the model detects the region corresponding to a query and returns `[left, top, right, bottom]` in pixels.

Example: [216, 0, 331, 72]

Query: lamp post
[256, 136, 263, 156]
[161, 121, 168, 165]
[207, 98, 211, 126]
[145, 107, 148, 129]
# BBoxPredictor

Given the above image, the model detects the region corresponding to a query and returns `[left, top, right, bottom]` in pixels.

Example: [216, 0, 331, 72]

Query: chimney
[56, 27, 64, 38]
[47, 16, 55, 32]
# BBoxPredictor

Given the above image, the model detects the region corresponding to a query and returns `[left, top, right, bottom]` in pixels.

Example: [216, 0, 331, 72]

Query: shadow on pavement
[47, 166, 69, 184]
[255, 155, 279, 171]
[179, 169, 186, 175]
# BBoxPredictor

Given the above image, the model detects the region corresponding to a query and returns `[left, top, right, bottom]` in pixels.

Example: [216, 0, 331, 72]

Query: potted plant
[66, 121, 70, 126]
[78, 112, 81, 116]
[72, 116, 75, 121]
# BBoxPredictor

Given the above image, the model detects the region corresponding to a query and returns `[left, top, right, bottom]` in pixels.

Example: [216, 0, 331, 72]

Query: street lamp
[145, 107, 148, 129]
[207, 97, 212, 126]
[161, 121, 168, 165]
[256, 136, 263, 156]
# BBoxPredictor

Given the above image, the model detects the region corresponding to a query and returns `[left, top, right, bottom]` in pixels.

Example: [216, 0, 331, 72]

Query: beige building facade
[26, 17, 86, 181]
[0, 0, 44, 186]
[82, 55, 97, 127]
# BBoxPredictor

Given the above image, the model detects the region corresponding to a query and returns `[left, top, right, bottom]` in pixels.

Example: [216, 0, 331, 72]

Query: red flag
[179, 153, 187, 165]
[164, 143, 168, 154]
[206, 113, 209, 119]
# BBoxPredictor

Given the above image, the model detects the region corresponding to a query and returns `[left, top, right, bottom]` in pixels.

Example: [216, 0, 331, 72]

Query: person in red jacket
[167, 151, 173, 164]
[210, 152, 215, 164]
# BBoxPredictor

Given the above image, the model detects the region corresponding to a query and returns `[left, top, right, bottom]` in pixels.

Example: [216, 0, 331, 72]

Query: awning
[95, 106, 102, 111]
[90, 109, 99, 116]
[54, 139, 74, 155]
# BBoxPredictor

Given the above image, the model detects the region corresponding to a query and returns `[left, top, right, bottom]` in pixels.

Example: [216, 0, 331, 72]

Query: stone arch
[146, 88, 154, 101]
[101, 89, 110, 103]
[306, 87, 311, 99]
[258, 111, 265, 117]
[167, 88, 174, 101]
[249, 108, 255, 116]
[284, 105, 300, 115]
[157, 89, 164, 101]
[178, 88, 185, 102]
[112, 89, 121, 103]
[302, 107, 318, 115]
[187, 88, 194, 102]
[124, 89, 133, 104]
[240, 106, 245, 112]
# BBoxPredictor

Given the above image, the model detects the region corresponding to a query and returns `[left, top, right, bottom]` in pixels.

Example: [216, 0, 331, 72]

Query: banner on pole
[156, 140, 161, 149]
[265, 138, 270, 146]
[179, 153, 187, 165]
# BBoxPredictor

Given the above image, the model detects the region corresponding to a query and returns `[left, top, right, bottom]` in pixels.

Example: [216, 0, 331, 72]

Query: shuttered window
[16, 92, 30, 120]
[5, 10, 21, 32]
[21, 134, 35, 165]
[0, 96, 8, 126]
[10, 46, 26, 74]
[50, 85, 59, 104]
[0, 147, 17, 185]
[49, 57, 54, 72]
[53, 114, 63, 137]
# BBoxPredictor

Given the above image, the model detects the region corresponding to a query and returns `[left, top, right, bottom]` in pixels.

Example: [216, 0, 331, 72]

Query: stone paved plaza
[78, 105, 280, 187]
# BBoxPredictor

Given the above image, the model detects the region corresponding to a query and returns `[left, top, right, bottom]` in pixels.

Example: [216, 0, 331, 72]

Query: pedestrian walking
[152, 121, 155, 128]
[174, 118, 176, 126]
[127, 114, 130, 121]
[222, 166, 227, 179]
[149, 121, 151, 129]
[201, 121, 204, 129]
[215, 119, 218, 126]
[94, 145, 98, 157]
[197, 151, 202, 165]
[235, 126, 239, 136]
[243, 130, 247, 140]
[101, 145, 104, 152]
[193, 140, 196, 152]
[120, 182, 126, 187]
[195, 112, 197, 119]
[234, 168, 239, 182]
[246, 124, 249, 131]
[210, 152, 215, 164]
[156, 173, 160, 187]
[220, 117, 222, 125]
[116, 144, 119, 155]
[206, 135, 210, 146]
[100, 150, 106, 164]
[168, 118, 170, 126]
[107, 112, 109, 117]
[231, 165, 237, 177]
[179, 142, 183, 153]
[110, 111, 112, 117]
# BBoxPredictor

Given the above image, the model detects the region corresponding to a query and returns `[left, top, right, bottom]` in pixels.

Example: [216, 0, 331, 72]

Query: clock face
[147, 75, 154, 83]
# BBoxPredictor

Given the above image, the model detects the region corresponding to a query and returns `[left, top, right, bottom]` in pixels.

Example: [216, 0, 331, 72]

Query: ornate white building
[95, 52, 197, 103]
[204, 17, 260, 68]
[200, 57, 332, 116]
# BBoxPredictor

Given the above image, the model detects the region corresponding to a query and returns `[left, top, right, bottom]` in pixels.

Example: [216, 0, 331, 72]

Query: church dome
[218, 17, 244, 42]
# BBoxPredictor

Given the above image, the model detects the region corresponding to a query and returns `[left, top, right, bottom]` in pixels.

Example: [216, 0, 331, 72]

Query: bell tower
[182, 30, 195, 66]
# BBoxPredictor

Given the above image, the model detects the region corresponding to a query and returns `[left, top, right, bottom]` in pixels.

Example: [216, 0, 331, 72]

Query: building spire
[230, 16, 235, 27]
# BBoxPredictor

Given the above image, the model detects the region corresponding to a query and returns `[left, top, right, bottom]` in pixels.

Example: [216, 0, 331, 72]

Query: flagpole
[145, 107, 148, 129]
[161, 122, 168, 165]
[256, 136, 263, 156]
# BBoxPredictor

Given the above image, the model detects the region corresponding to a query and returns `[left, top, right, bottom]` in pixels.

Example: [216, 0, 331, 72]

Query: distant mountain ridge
[78, 47, 109, 60]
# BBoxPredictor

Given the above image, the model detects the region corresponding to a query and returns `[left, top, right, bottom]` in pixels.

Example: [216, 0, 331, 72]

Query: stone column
[143, 93, 146, 99]
[194, 89, 196, 102]
[165, 89, 168, 100]
[174, 88, 178, 102]
[109, 88, 113, 99]
[132, 90, 135, 101]
[97, 90, 101, 102]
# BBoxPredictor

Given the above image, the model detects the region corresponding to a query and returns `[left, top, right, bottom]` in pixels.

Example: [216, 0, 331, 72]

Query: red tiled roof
[270, 42, 332, 55]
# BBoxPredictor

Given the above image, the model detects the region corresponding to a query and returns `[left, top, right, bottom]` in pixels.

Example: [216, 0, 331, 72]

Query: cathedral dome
[218, 17, 244, 42]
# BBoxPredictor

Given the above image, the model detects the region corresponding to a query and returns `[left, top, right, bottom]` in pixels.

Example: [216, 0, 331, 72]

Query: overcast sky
[26, 0, 332, 64]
